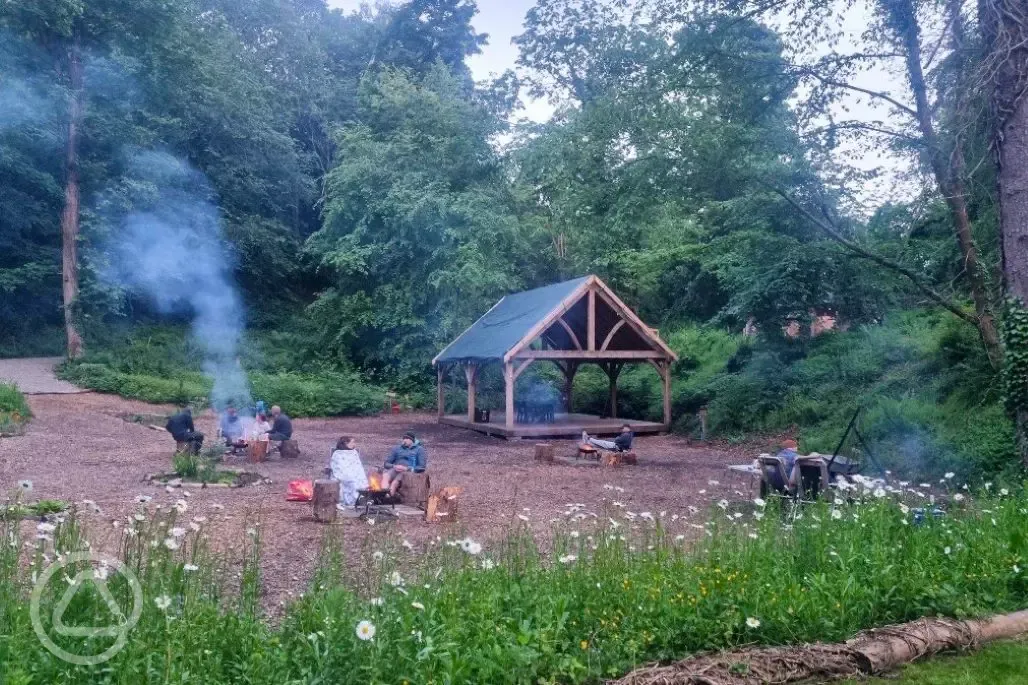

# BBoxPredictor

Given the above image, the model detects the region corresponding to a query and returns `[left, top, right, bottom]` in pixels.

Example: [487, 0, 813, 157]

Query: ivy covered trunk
[982, 0, 1028, 464]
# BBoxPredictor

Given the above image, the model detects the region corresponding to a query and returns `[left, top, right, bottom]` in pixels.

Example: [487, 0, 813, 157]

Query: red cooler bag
[286, 480, 314, 502]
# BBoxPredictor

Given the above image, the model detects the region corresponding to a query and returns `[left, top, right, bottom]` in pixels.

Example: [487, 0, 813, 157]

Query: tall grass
[0, 382, 30, 434]
[3, 482, 1028, 683]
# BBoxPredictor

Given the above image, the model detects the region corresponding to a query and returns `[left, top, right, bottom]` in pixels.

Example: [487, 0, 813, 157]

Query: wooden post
[561, 361, 579, 415]
[465, 364, 478, 423]
[661, 361, 672, 427]
[587, 288, 596, 350]
[504, 362, 515, 430]
[604, 362, 622, 419]
[436, 365, 445, 419]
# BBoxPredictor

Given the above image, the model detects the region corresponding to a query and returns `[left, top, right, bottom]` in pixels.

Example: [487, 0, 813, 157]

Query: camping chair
[758, 456, 792, 499]
[795, 456, 830, 501]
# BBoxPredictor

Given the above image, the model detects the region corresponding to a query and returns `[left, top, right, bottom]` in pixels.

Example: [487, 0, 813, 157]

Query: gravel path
[0, 392, 760, 610]
[0, 357, 86, 394]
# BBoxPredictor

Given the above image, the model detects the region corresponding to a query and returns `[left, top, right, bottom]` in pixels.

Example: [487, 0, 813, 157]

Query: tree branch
[795, 68, 920, 119]
[765, 183, 978, 325]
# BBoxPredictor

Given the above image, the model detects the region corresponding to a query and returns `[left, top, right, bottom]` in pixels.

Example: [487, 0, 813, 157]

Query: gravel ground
[0, 392, 761, 610]
[0, 357, 86, 395]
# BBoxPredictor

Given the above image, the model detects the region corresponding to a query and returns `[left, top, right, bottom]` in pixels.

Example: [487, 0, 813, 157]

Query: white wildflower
[944, 472, 955, 480]
[355, 620, 376, 641]
[154, 595, 172, 611]
[753, 498, 766, 508]
[389, 571, 404, 587]
[481, 559, 495, 570]
[717, 499, 729, 510]
[369, 597, 384, 606]
[411, 602, 425, 611]
[559, 554, 577, 564]
[183, 564, 199, 572]
[163, 538, 180, 551]
[170, 527, 187, 538]
[746, 617, 761, 629]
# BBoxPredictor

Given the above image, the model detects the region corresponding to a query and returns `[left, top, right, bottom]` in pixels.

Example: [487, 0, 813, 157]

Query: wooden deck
[439, 413, 667, 439]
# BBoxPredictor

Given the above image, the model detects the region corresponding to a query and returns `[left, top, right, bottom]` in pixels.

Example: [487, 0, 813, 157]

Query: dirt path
[0, 357, 86, 394]
[0, 392, 757, 608]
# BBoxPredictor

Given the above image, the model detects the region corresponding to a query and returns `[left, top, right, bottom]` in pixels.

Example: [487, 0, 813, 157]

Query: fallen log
[610, 610, 1028, 685]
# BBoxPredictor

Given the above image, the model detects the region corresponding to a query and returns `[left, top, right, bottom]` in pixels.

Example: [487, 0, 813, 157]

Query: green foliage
[0, 383, 31, 435]
[56, 329, 385, 417]
[5, 487, 1028, 682]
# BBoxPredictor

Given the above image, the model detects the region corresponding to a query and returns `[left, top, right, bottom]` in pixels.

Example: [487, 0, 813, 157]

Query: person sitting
[582, 424, 634, 452]
[381, 431, 427, 497]
[330, 436, 370, 507]
[268, 405, 293, 441]
[775, 438, 800, 491]
[219, 405, 245, 450]
[166, 407, 203, 453]
[250, 412, 271, 442]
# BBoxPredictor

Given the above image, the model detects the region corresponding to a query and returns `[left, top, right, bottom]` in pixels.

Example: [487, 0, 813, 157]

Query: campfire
[367, 472, 384, 491]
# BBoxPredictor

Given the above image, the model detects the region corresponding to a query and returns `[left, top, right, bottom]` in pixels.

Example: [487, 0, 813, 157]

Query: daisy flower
[355, 620, 376, 641]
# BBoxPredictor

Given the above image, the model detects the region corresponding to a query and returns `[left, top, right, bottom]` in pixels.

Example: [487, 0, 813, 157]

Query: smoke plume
[104, 150, 250, 411]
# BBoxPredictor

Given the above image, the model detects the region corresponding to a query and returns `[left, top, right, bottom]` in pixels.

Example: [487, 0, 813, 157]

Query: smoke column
[104, 150, 250, 411]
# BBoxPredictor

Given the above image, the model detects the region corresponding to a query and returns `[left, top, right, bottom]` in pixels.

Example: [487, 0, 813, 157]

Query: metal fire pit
[356, 489, 402, 520]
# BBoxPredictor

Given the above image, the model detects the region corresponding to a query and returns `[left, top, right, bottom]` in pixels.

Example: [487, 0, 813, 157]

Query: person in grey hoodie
[381, 431, 427, 496]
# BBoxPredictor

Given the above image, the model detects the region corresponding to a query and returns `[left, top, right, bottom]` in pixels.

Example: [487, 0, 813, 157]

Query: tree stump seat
[313, 479, 339, 522]
[279, 439, 300, 459]
[621, 451, 638, 465]
[534, 443, 555, 463]
[399, 471, 431, 508]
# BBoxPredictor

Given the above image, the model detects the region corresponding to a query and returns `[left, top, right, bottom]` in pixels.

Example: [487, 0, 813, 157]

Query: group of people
[165, 403, 294, 453]
[218, 403, 293, 449]
[329, 431, 428, 507]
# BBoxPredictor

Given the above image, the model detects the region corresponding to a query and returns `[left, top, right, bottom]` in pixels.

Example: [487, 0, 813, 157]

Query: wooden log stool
[601, 451, 623, 467]
[279, 439, 300, 459]
[577, 443, 599, 461]
[247, 440, 269, 463]
[534, 443, 555, 463]
[313, 479, 339, 522]
[621, 451, 638, 466]
[400, 471, 432, 509]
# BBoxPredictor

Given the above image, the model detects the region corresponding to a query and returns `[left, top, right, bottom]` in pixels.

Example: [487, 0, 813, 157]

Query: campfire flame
[368, 472, 383, 491]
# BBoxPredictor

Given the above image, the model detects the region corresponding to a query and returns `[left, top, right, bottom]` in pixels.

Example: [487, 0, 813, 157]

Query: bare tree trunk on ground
[981, 0, 1028, 464]
[61, 38, 84, 360]
[612, 610, 1028, 685]
[893, 0, 1002, 368]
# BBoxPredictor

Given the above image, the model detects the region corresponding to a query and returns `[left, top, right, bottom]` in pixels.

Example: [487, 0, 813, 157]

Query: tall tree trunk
[894, 0, 1003, 368]
[981, 0, 1028, 463]
[61, 39, 84, 359]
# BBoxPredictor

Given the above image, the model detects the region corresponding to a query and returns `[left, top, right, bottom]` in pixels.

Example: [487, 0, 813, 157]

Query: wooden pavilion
[433, 275, 678, 439]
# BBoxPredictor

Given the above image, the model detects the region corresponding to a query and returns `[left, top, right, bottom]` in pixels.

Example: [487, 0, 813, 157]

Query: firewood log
[312, 479, 339, 522]
[425, 486, 462, 523]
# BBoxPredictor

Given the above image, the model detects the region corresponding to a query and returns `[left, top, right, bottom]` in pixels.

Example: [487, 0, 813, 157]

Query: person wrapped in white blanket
[329, 436, 369, 507]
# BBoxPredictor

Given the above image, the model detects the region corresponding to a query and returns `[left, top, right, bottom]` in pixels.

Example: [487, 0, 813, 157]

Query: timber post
[504, 362, 515, 429]
[464, 363, 478, 424]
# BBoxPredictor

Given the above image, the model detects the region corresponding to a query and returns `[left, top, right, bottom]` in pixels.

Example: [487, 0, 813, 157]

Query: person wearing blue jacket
[381, 431, 427, 496]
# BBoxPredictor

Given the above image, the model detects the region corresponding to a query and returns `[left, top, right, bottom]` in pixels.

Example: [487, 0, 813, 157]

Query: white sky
[327, 0, 555, 121]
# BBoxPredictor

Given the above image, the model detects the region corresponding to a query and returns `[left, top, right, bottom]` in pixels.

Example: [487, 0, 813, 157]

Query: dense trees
[0, 0, 1025, 466]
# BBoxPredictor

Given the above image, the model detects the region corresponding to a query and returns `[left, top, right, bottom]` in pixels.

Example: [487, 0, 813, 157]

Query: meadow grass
[3, 480, 1028, 683]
